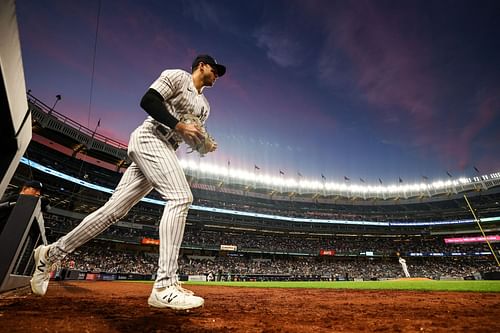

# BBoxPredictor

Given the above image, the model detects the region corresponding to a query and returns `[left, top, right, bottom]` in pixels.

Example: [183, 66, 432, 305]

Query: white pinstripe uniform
[48, 69, 210, 288]
[399, 257, 410, 278]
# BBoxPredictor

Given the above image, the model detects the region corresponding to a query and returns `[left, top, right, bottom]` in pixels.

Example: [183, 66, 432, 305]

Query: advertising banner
[220, 244, 237, 251]
[444, 235, 500, 244]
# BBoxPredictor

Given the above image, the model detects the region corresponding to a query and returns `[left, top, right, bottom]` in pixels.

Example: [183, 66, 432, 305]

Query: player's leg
[150, 167, 203, 309]
[49, 162, 153, 259]
[127, 125, 203, 309]
[30, 162, 153, 295]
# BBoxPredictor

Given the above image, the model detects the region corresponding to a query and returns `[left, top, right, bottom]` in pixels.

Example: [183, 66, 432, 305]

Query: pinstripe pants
[49, 121, 192, 288]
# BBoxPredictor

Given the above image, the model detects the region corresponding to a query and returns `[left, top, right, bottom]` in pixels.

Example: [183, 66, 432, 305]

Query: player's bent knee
[171, 191, 193, 209]
[178, 192, 193, 206]
[184, 191, 194, 205]
[176, 187, 193, 204]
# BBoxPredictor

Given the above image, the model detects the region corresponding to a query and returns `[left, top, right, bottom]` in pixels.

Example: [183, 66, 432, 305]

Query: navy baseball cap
[24, 180, 43, 192]
[192, 54, 226, 77]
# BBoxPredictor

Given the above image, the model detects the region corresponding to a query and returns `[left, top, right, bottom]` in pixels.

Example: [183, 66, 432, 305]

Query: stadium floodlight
[271, 176, 284, 187]
[458, 177, 469, 184]
[198, 161, 213, 174]
[311, 180, 322, 191]
[338, 183, 347, 191]
[432, 180, 444, 189]
[284, 178, 298, 188]
[386, 185, 398, 193]
[234, 168, 253, 182]
[324, 182, 334, 191]
[186, 159, 198, 170]
[298, 179, 309, 189]
[351, 184, 365, 193]
[176, 158, 500, 198]
[256, 173, 270, 184]
[418, 183, 428, 191]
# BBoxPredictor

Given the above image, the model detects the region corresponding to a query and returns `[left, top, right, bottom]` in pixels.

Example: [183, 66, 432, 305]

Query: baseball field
[1, 279, 499, 332]
[187, 279, 500, 292]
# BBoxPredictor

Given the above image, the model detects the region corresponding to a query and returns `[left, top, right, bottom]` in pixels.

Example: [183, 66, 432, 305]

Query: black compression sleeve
[140, 88, 179, 129]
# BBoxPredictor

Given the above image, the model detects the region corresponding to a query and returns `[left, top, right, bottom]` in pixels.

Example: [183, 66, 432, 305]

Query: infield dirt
[0, 281, 499, 332]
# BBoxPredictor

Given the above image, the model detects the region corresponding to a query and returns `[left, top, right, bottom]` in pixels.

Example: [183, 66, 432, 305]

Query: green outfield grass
[179, 280, 500, 292]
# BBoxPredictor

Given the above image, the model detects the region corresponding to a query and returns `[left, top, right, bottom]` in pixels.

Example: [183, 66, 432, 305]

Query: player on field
[30, 54, 226, 310]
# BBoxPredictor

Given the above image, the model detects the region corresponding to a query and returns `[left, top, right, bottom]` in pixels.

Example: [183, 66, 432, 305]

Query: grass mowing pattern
[180, 280, 500, 292]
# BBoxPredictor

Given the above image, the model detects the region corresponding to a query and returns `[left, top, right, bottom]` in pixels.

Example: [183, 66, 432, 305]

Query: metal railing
[28, 93, 129, 162]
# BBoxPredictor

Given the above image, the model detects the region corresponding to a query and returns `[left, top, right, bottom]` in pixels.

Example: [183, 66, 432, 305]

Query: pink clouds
[454, 90, 499, 169]
[18, 0, 499, 179]
[97, 9, 192, 71]
[255, 26, 303, 67]
[216, 72, 249, 102]
[327, 2, 437, 117]
[235, 61, 337, 132]
[20, 22, 92, 79]
[19, 0, 199, 98]
[307, 0, 496, 171]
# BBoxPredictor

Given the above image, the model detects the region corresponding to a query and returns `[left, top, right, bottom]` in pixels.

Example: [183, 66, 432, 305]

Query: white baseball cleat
[30, 245, 55, 296]
[148, 284, 204, 310]
[174, 282, 195, 295]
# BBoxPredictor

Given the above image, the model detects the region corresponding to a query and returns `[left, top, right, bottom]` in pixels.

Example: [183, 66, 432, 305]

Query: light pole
[48, 94, 61, 115]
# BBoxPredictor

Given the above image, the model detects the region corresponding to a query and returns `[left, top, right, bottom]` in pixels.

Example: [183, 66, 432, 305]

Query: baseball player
[30, 54, 226, 310]
[398, 256, 411, 278]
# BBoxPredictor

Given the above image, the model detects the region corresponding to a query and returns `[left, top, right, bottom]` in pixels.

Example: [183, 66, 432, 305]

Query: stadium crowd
[59, 242, 497, 281]
[43, 214, 498, 257]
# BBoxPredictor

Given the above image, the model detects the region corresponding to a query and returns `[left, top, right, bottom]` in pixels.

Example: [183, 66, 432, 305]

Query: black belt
[156, 125, 179, 150]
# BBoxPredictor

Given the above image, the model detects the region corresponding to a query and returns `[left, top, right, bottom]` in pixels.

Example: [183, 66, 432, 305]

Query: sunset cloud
[16, 0, 500, 180]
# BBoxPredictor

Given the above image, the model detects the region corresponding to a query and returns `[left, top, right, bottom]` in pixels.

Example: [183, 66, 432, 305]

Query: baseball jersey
[147, 69, 210, 123]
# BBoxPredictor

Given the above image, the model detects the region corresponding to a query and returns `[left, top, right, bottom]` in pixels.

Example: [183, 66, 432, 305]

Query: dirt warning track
[0, 281, 499, 332]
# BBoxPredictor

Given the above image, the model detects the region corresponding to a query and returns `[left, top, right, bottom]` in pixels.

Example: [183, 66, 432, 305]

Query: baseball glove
[180, 114, 216, 156]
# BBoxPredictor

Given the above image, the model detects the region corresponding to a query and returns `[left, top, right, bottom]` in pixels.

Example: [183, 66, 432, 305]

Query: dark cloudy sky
[15, 0, 500, 184]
